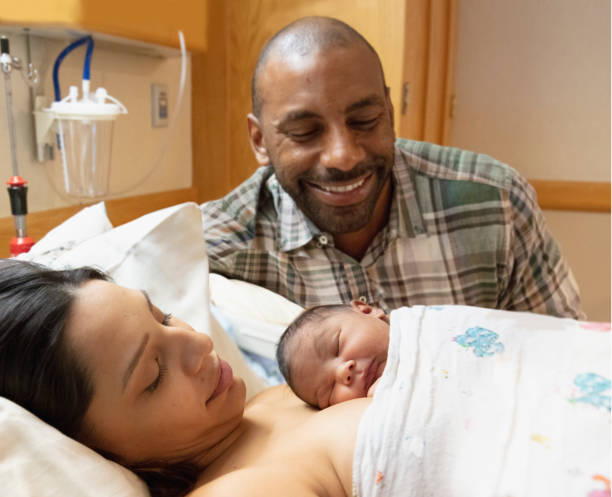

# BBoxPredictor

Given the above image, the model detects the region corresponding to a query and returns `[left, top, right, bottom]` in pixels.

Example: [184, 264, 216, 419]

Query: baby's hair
[276, 303, 351, 393]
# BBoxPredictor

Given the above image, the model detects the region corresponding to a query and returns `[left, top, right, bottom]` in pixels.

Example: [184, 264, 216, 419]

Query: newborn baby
[276, 301, 390, 409]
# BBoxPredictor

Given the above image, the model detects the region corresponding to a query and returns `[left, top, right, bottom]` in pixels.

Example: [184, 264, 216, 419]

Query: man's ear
[385, 86, 395, 132]
[247, 113, 270, 166]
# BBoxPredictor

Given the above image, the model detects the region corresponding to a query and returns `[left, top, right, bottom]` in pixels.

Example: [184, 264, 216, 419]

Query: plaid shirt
[201, 139, 584, 319]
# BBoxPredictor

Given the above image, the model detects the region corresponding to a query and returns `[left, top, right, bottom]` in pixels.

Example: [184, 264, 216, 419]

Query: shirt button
[358, 296, 367, 303]
[318, 235, 328, 246]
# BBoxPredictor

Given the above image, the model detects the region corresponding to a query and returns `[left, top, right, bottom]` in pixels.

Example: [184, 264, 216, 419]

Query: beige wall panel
[448, 0, 610, 182]
[543, 211, 611, 322]
[447, 0, 611, 320]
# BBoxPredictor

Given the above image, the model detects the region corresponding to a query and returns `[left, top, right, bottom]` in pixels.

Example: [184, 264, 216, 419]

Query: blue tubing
[52, 35, 95, 102]
[83, 36, 94, 81]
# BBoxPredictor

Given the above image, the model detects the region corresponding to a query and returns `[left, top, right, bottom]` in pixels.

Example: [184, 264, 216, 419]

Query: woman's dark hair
[0, 259, 107, 436]
[0, 259, 199, 497]
[276, 303, 350, 392]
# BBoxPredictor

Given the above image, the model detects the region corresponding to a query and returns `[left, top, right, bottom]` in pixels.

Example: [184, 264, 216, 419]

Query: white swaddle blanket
[353, 305, 610, 497]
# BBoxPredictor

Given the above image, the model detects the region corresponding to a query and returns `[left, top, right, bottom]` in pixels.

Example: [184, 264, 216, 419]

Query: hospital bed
[0, 200, 609, 496]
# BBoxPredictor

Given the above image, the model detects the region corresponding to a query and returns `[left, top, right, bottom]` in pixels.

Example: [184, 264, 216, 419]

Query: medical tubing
[110, 30, 187, 195]
[52, 35, 94, 102]
[83, 36, 94, 81]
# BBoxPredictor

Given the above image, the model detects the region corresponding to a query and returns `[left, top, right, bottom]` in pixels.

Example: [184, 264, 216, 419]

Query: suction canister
[49, 83, 126, 198]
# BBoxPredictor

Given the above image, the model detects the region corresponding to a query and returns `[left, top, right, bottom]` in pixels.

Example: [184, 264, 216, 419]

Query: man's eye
[287, 127, 320, 141]
[350, 117, 379, 129]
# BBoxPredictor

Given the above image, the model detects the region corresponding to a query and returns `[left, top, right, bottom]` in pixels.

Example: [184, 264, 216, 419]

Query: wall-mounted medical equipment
[1, 28, 186, 256]
[34, 35, 127, 199]
[1, 35, 38, 256]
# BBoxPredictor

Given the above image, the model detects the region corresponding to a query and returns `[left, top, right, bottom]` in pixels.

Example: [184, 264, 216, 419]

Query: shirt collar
[266, 173, 322, 252]
[391, 145, 426, 238]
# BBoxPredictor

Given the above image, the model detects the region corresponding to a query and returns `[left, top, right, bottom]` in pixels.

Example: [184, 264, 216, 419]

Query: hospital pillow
[209, 273, 303, 359]
[0, 397, 148, 496]
[3, 201, 269, 496]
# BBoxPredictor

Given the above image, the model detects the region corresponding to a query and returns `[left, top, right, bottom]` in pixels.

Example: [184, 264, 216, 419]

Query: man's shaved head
[251, 16, 386, 118]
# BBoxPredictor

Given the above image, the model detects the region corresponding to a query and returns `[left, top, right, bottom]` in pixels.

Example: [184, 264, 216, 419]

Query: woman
[0, 259, 366, 497]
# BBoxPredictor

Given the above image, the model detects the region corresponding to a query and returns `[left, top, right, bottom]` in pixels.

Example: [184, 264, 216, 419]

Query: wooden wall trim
[423, 0, 455, 145]
[399, 0, 455, 144]
[530, 180, 611, 212]
[0, 187, 198, 258]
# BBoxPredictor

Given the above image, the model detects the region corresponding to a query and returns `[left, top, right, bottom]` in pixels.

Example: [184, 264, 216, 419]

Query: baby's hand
[366, 377, 381, 397]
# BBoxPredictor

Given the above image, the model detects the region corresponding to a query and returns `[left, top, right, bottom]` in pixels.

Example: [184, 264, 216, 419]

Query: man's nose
[319, 126, 366, 172]
[336, 359, 356, 385]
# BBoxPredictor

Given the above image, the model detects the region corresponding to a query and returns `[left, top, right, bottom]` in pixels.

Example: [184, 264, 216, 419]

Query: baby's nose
[336, 360, 355, 385]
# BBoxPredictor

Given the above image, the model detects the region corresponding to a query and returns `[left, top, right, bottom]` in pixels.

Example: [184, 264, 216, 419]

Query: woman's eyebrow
[141, 290, 154, 312]
[122, 333, 149, 392]
[121, 290, 153, 392]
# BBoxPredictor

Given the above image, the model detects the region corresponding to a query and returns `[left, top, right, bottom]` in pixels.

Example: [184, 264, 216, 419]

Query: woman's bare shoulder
[248, 384, 302, 405]
[189, 466, 319, 497]
[246, 384, 315, 418]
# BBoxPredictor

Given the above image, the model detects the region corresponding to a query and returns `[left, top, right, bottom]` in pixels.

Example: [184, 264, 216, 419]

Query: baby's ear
[350, 300, 372, 314]
[351, 300, 389, 323]
[372, 307, 390, 324]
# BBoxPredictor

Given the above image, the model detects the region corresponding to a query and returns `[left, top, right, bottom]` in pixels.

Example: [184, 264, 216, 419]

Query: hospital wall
[0, 32, 193, 215]
[447, 0, 610, 321]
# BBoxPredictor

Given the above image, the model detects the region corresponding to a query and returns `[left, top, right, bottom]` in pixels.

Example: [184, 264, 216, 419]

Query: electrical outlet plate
[151, 83, 169, 127]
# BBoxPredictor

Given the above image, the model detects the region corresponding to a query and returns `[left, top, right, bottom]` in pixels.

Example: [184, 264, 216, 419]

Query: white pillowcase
[3, 201, 269, 496]
[0, 398, 148, 497]
[209, 273, 303, 359]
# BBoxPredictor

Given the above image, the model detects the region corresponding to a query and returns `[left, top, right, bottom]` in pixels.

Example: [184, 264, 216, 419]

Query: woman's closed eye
[162, 313, 172, 326]
[145, 358, 167, 393]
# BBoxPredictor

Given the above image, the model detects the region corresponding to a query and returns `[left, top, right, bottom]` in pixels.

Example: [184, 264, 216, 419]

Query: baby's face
[289, 303, 389, 408]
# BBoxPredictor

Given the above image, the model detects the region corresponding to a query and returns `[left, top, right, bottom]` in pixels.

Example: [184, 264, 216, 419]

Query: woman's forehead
[66, 281, 143, 363]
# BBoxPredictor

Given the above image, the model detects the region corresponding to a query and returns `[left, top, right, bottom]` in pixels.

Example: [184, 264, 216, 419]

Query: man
[201, 16, 584, 319]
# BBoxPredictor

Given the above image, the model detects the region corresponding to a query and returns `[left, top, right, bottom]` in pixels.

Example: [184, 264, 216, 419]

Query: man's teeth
[319, 177, 366, 193]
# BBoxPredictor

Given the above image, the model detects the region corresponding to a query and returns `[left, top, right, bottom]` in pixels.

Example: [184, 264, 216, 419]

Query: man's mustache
[300, 158, 387, 183]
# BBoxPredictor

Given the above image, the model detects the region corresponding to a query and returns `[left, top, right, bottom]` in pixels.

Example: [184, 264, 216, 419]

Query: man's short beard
[272, 157, 393, 234]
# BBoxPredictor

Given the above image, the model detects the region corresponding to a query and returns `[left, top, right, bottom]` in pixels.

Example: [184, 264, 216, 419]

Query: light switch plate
[151, 83, 169, 127]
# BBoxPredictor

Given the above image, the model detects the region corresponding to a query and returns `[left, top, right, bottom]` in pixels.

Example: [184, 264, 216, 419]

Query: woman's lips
[207, 358, 233, 404]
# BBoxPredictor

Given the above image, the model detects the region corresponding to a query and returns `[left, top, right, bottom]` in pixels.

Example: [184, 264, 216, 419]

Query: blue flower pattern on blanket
[454, 327, 504, 357]
[570, 373, 611, 411]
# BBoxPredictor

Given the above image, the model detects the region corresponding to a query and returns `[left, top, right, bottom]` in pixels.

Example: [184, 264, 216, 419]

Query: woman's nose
[180, 330, 213, 376]
[320, 127, 366, 172]
[336, 360, 355, 385]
